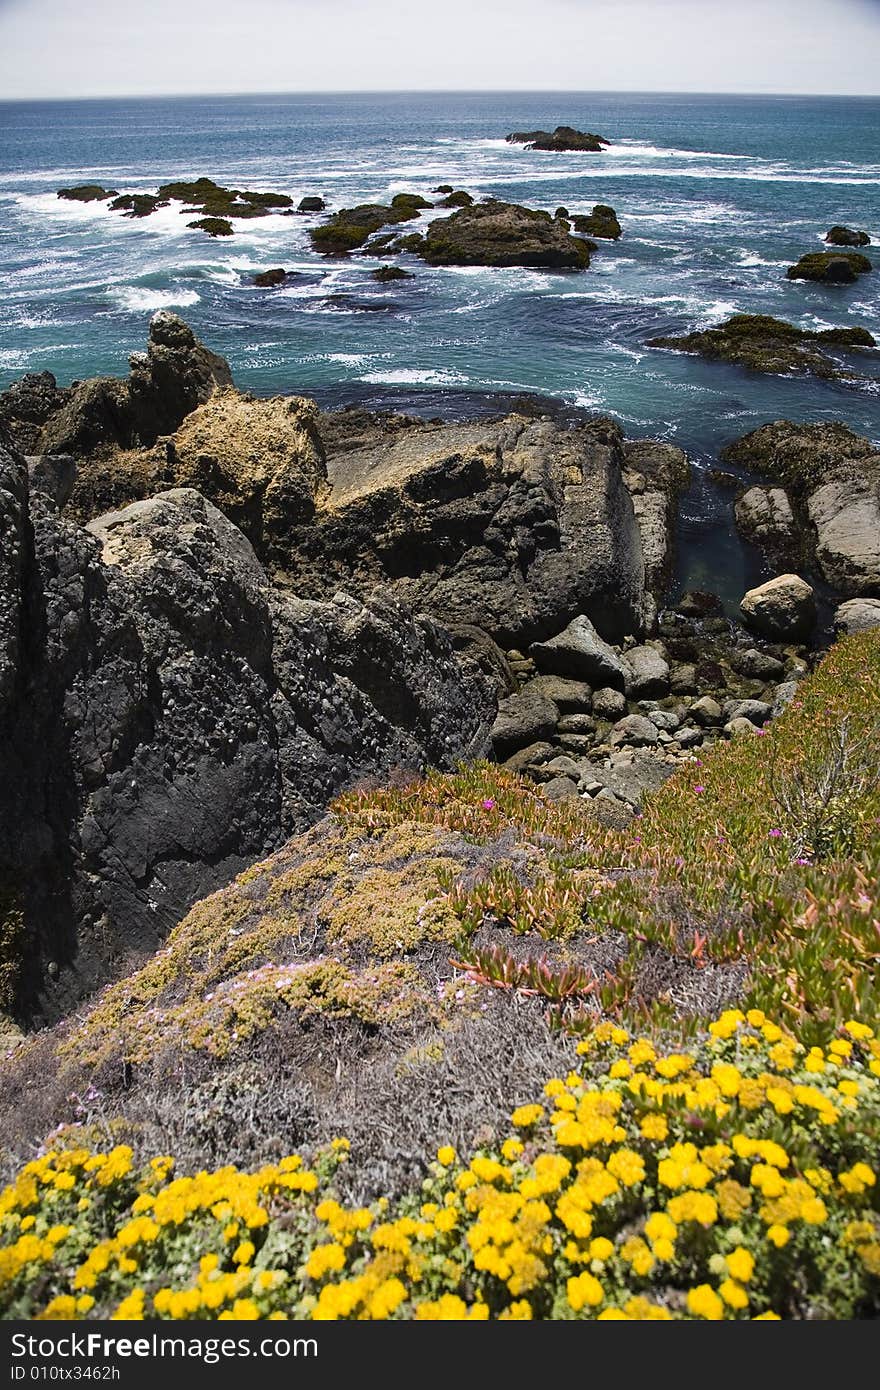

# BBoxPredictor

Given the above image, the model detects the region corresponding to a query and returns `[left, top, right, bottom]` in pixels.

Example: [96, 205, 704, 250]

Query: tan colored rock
[740, 574, 816, 641]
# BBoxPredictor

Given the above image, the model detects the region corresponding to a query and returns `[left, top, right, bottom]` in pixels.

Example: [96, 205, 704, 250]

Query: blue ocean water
[1, 91, 879, 599]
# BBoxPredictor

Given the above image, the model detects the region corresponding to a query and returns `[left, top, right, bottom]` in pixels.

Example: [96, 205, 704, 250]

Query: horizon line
[2, 85, 880, 104]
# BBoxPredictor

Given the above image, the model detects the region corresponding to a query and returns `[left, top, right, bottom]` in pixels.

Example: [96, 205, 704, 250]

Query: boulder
[690, 695, 723, 726]
[520, 674, 593, 711]
[720, 419, 876, 493]
[739, 574, 816, 642]
[772, 680, 800, 715]
[417, 200, 592, 269]
[676, 590, 722, 618]
[806, 474, 880, 595]
[610, 714, 659, 747]
[503, 740, 555, 774]
[729, 647, 785, 681]
[834, 597, 880, 634]
[621, 645, 669, 698]
[584, 751, 674, 808]
[669, 663, 697, 695]
[825, 226, 871, 247]
[723, 699, 772, 726]
[622, 440, 690, 593]
[371, 266, 414, 282]
[735, 486, 799, 561]
[0, 458, 495, 1020]
[648, 313, 877, 381]
[26, 454, 76, 509]
[297, 196, 326, 213]
[530, 614, 627, 687]
[556, 712, 596, 734]
[490, 689, 559, 757]
[506, 127, 609, 153]
[786, 251, 872, 283]
[36, 312, 232, 457]
[592, 686, 627, 720]
[543, 775, 580, 801]
[447, 625, 516, 696]
[725, 716, 760, 739]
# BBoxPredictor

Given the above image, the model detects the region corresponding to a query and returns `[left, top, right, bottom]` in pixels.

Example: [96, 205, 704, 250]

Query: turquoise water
[1, 91, 879, 600]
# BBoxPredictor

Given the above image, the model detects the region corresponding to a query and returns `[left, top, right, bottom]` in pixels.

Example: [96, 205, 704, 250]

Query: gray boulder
[723, 698, 772, 726]
[592, 686, 627, 719]
[834, 598, 880, 634]
[772, 680, 800, 715]
[690, 695, 723, 726]
[609, 714, 660, 747]
[734, 486, 799, 562]
[531, 614, 627, 688]
[807, 473, 880, 595]
[725, 716, 760, 738]
[622, 644, 670, 697]
[730, 647, 785, 681]
[740, 574, 816, 642]
[521, 674, 592, 711]
[491, 689, 559, 757]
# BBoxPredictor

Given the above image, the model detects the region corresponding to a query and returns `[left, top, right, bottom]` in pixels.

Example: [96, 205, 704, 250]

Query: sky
[0, 0, 879, 99]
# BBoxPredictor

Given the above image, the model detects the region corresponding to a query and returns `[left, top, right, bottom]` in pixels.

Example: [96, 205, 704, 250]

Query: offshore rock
[506, 127, 609, 152]
[417, 200, 592, 269]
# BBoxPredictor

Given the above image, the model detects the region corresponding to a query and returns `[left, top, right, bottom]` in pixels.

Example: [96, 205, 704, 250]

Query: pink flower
[769, 828, 782, 838]
[482, 798, 496, 811]
[694, 785, 705, 794]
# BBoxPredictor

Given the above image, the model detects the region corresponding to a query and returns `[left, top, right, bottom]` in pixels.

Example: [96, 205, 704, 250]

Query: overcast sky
[0, 0, 878, 99]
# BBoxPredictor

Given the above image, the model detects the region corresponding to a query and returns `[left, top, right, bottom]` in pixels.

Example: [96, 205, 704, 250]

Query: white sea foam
[360, 368, 468, 386]
[109, 286, 201, 312]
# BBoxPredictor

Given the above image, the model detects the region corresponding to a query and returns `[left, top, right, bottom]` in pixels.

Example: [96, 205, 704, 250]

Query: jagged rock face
[26, 312, 232, 458]
[68, 388, 328, 550]
[0, 372, 71, 454]
[282, 412, 653, 648]
[0, 456, 495, 1023]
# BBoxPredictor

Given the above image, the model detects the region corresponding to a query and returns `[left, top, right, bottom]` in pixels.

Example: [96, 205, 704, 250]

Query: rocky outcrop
[416, 201, 593, 269]
[21, 313, 233, 458]
[0, 437, 495, 1022]
[622, 439, 690, 593]
[786, 251, 872, 283]
[506, 127, 609, 152]
[722, 421, 880, 596]
[0, 372, 71, 455]
[825, 226, 871, 247]
[286, 412, 649, 648]
[571, 205, 621, 239]
[734, 486, 800, 564]
[740, 574, 816, 641]
[65, 389, 329, 552]
[58, 185, 117, 202]
[530, 615, 627, 688]
[807, 475, 880, 595]
[647, 314, 877, 382]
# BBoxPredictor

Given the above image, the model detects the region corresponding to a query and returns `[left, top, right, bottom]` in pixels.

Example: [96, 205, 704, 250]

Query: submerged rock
[647, 313, 877, 381]
[786, 250, 872, 283]
[734, 486, 800, 564]
[418, 199, 592, 269]
[371, 265, 414, 282]
[506, 126, 609, 152]
[253, 268, 288, 287]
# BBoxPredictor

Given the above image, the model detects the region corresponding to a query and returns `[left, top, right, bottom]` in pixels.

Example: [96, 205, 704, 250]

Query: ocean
[1, 90, 879, 601]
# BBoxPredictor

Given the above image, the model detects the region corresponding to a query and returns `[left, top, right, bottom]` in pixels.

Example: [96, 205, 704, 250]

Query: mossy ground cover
[1, 631, 878, 1317]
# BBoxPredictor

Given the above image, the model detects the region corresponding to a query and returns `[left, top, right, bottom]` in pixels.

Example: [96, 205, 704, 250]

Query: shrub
[1, 1011, 877, 1320]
